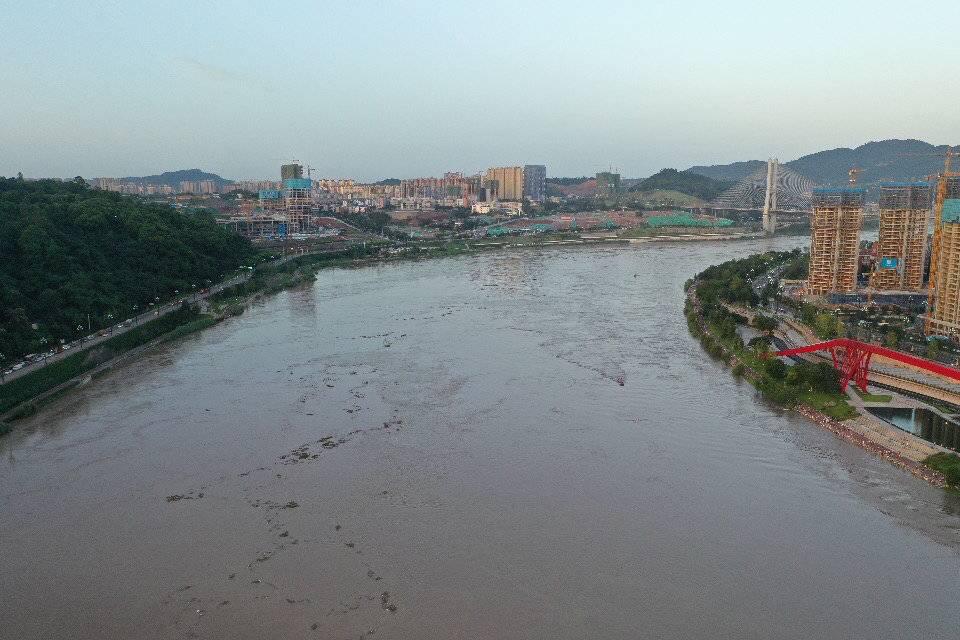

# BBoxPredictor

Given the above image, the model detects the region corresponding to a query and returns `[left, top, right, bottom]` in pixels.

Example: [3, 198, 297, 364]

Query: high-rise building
[806, 188, 865, 295]
[281, 163, 304, 180]
[926, 175, 960, 336]
[523, 165, 546, 202]
[484, 166, 523, 201]
[870, 183, 930, 291]
[283, 178, 313, 233]
[596, 172, 621, 199]
[399, 173, 478, 201]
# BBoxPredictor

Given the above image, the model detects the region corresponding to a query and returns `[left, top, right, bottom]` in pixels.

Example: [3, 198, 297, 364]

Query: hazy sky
[2, 0, 957, 181]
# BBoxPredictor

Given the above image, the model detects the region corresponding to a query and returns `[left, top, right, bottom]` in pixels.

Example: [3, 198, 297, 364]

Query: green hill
[118, 168, 232, 187]
[630, 168, 732, 200]
[687, 139, 956, 187]
[0, 177, 251, 360]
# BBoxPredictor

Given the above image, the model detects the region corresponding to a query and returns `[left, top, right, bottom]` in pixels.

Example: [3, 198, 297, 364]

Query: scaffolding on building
[283, 178, 313, 233]
[926, 149, 960, 336]
[870, 182, 931, 291]
[807, 188, 865, 296]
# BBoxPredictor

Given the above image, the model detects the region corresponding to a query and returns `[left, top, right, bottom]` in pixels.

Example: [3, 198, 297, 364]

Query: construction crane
[925, 148, 958, 335]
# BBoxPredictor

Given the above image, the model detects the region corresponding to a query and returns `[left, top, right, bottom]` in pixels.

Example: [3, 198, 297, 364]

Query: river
[2, 238, 959, 639]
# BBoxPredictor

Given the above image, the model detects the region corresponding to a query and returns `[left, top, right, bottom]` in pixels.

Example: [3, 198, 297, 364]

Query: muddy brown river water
[2, 239, 960, 639]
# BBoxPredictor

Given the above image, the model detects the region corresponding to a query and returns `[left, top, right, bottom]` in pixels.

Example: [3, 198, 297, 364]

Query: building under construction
[926, 172, 960, 336]
[869, 182, 931, 291]
[283, 177, 313, 233]
[807, 188, 865, 295]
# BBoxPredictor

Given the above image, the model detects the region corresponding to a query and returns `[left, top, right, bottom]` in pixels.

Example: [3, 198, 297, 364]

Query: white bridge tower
[762, 158, 779, 234]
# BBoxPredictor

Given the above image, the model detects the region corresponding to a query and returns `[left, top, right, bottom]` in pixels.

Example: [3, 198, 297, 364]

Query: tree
[883, 330, 899, 349]
[0, 177, 251, 359]
[753, 314, 779, 335]
[813, 313, 843, 340]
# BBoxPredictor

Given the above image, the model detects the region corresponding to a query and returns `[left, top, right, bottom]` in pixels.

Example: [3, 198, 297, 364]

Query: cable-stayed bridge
[709, 160, 817, 224]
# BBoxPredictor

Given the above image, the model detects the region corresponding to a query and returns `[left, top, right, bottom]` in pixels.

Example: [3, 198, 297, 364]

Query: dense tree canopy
[0, 177, 252, 360]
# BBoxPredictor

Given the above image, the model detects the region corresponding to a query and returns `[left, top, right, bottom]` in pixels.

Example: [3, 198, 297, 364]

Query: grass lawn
[852, 387, 893, 403]
[802, 390, 859, 420]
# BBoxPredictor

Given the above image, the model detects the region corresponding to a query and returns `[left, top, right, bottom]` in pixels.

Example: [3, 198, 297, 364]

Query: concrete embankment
[793, 404, 946, 487]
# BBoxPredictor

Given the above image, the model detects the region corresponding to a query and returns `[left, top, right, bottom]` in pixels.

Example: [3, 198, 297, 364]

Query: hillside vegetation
[118, 168, 232, 188]
[0, 177, 251, 360]
[687, 139, 956, 187]
[631, 168, 732, 200]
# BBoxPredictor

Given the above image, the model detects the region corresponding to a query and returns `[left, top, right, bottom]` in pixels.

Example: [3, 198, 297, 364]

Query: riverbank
[0, 307, 219, 424]
[0, 232, 795, 434]
[685, 281, 949, 488]
[6, 237, 960, 639]
[0, 245, 387, 427]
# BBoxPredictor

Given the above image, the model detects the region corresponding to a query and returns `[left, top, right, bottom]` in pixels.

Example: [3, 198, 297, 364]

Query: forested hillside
[630, 168, 732, 200]
[118, 168, 232, 188]
[0, 177, 251, 360]
[687, 139, 956, 187]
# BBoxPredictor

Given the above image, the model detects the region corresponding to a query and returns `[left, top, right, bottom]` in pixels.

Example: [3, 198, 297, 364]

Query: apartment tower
[870, 182, 930, 291]
[595, 171, 621, 199]
[807, 188, 865, 295]
[926, 175, 960, 336]
[522, 165, 546, 202]
[484, 166, 524, 201]
[281, 163, 304, 180]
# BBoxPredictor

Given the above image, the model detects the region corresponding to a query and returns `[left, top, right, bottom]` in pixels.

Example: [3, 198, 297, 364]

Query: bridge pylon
[762, 158, 779, 235]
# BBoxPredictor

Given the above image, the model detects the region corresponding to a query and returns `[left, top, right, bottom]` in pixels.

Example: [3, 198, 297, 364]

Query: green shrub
[924, 452, 960, 487]
[764, 358, 788, 380]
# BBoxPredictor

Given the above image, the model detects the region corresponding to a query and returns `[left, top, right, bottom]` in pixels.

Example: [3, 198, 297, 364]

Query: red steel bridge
[770, 338, 960, 393]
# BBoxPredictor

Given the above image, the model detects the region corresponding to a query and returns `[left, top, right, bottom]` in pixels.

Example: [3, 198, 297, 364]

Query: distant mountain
[118, 169, 232, 187]
[688, 139, 956, 188]
[629, 168, 732, 201]
[375, 178, 401, 185]
[685, 160, 765, 183]
[788, 140, 953, 186]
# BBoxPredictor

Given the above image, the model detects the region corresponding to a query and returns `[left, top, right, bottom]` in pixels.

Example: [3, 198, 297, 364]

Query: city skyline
[3, 1, 959, 181]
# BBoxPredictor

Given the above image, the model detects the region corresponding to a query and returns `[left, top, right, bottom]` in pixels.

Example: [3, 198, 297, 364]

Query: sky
[1, 0, 957, 181]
